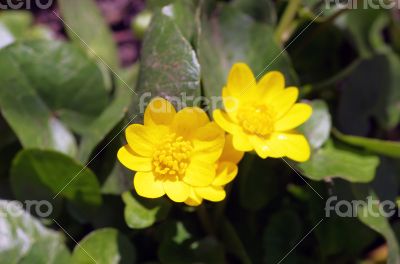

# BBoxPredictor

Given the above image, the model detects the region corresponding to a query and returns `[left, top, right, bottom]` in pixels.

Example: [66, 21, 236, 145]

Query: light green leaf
[58, 0, 119, 68]
[10, 149, 102, 217]
[0, 40, 108, 157]
[122, 191, 170, 229]
[354, 190, 400, 264]
[334, 129, 400, 158]
[0, 200, 70, 263]
[135, 11, 201, 109]
[298, 100, 332, 149]
[298, 141, 380, 182]
[71, 228, 136, 264]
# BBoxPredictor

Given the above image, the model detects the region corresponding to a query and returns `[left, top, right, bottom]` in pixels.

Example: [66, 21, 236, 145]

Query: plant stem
[197, 204, 214, 235]
[274, 0, 301, 44]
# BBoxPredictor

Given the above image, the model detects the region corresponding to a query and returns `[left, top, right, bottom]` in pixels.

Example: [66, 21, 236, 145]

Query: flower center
[237, 104, 275, 137]
[152, 134, 193, 181]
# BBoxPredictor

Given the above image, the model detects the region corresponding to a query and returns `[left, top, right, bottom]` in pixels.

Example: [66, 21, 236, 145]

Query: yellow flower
[118, 97, 231, 204]
[184, 134, 244, 206]
[213, 63, 312, 162]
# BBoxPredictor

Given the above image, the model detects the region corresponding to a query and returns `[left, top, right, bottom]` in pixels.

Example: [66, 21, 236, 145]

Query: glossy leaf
[78, 64, 139, 162]
[135, 11, 201, 110]
[10, 149, 102, 216]
[298, 141, 380, 182]
[122, 191, 171, 229]
[197, 4, 297, 100]
[71, 228, 136, 264]
[0, 200, 70, 263]
[298, 100, 332, 149]
[0, 40, 108, 156]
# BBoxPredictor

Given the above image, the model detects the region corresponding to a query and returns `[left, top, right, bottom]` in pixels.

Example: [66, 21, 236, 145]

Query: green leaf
[238, 154, 281, 211]
[232, 0, 276, 24]
[122, 191, 171, 229]
[197, 4, 297, 100]
[158, 221, 225, 263]
[298, 141, 380, 182]
[0, 11, 53, 49]
[298, 100, 332, 149]
[0, 40, 108, 156]
[161, 1, 196, 40]
[78, 64, 139, 162]
[0, 200, 70, 263]
[71, 228, 136, 264]
[135, 11, 201, 109]
[263, 210, 302, 263]
[58, 0, 119, 68]
[337, 51, 400, 134]
[10, 149, 102, 217]
[333, 129, 400, 158]
[354, 190, 400, 264]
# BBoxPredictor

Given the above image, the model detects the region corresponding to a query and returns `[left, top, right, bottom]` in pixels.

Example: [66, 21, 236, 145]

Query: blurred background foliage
[0, 0, 400, 263]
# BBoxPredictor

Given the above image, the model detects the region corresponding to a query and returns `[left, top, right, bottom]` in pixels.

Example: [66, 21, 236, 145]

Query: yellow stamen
[237, 104, 275, 137]
[152, 134, 193, 181]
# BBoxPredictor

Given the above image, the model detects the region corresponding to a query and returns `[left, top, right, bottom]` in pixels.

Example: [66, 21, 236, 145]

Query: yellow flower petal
[192, 122, 225, 162]
[184, 188, 203, 206]
[258, 71, 285, 99]
[232, 132, 253, 152]
[134, 171, 164, 198]
[276, 132, 311, 162]
[117, 145, 152, 171]
[219, 134, 244, 164]
[275, 103, 312, 131]
[125, 124, 168, 156]
[163, 180, 190, 202]
[144, 97, 176, 126]
[172, 107, 209, 138]
[222, 87, 240, 120]
[195, 186, 226, 202]
[213, 109, 242, 135]
[227, 63, 256, 96]
[213, 162, 238, 186]
[268, 87, 299, 119]
[249, 135, 285, 159]
[184, 159, 216, 187]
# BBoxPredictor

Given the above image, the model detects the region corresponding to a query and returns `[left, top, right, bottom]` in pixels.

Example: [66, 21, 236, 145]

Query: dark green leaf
[197, 4, 297, 100]
[0, 200, 70, 263]
[263, 210, 302, 263]
[238, 154, 281, 211]
[71, 228, 136, 264]
[10, 149, 102, 217]
[78, 64, 139, 162]
[158, 221, 225, 263]
[135, 11, 200, 111]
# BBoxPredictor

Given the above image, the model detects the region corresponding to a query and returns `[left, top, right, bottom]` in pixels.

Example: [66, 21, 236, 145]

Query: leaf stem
[274, 0, 301, 44]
